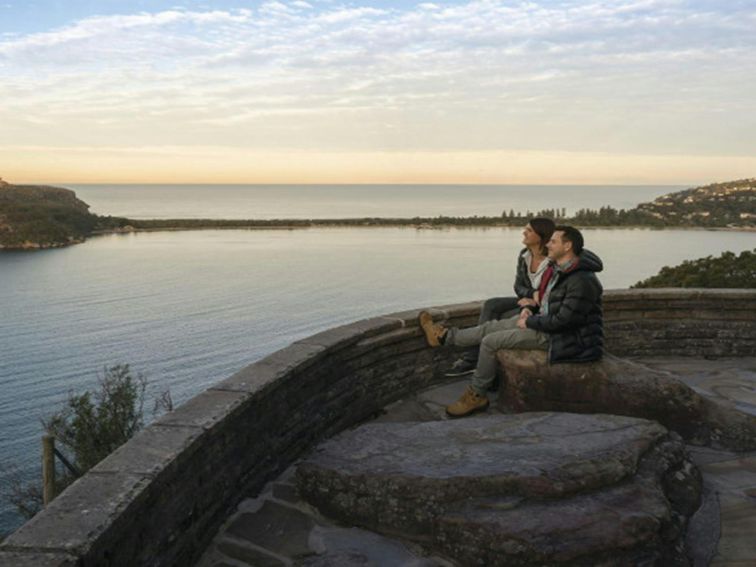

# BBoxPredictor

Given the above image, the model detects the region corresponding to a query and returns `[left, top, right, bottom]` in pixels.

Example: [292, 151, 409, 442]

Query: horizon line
[16, 181, 697, 188]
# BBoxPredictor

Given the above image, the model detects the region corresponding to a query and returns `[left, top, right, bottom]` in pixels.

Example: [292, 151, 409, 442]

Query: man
[419, 225, 604, 418]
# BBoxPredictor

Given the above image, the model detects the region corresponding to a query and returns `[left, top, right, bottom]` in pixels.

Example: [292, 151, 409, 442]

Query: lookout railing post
[42, 435, 55, 506]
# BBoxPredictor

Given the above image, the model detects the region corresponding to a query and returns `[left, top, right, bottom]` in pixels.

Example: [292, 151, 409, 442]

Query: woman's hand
[533, 291, 540, 304]
[517, 297, 538, 307]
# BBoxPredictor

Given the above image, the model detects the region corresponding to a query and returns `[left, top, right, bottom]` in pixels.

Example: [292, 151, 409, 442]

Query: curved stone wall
[1, 289, 754, 566]
[604, 288, 756, 357]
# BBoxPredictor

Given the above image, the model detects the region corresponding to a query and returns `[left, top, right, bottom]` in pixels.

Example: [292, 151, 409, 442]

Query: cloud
[0, 0, 754, 158]
[0, 9, 250, 58]
[315, 6, 386, 23]
[259, 2, 293, 15]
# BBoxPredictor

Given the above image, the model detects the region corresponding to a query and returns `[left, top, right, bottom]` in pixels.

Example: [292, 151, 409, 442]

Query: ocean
[68, 183, 681, 220]
[1, 184, 751, 535]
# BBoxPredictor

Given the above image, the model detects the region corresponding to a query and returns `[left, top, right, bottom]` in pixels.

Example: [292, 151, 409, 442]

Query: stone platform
[196, 358, 756, 567]
[297, 413, 699, 566]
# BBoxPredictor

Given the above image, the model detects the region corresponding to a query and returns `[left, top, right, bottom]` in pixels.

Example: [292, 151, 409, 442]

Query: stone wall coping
[90, 424, 204, 477]
[294, 316, 403, 352]
[3, 472, 151, 557]
[153, 389, 249, 431]
[213, 342, 328, 395]
[603, 288, 756, 300]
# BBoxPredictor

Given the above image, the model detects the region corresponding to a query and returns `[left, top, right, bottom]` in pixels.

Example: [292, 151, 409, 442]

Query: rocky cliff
[0, 182, 99, 250]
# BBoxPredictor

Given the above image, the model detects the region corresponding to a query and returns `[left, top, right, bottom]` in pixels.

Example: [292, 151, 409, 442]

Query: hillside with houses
[536, 178, 755, 228]
[635, 178, 755, 227]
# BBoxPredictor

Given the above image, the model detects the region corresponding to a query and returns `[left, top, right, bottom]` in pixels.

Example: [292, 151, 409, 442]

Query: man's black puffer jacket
[525, 249, 604, 364]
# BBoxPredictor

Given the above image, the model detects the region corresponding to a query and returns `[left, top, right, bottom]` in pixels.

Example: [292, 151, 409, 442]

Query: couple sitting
[419, 219, 604, 418]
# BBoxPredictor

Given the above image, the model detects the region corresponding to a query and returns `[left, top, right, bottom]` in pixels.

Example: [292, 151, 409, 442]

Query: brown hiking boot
[418, 310, 447, 347]
[446, 386, 489, 418]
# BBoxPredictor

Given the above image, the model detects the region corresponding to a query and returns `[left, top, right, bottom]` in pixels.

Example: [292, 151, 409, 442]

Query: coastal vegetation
[0, 181, 99, 249]
[633, 249, 756, 289]
[1, 177, 753, 250]
[0, 365, 171, 521]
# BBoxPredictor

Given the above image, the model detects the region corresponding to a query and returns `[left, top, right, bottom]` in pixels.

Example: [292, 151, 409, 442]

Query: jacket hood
[576, 249, 603, 273]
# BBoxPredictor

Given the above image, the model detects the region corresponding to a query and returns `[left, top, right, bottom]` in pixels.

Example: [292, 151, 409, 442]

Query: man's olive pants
[460, 296, 521, 364]
[446, 314, 548, 395]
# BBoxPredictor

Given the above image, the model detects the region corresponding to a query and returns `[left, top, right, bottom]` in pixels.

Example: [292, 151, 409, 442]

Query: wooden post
[42, 435, 55, 506]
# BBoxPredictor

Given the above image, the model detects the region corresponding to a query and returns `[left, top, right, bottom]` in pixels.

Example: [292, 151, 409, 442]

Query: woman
[446, 217, 555, 377]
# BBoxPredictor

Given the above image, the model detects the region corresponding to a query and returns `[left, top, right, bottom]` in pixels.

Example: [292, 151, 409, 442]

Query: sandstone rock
[437, 482, 667, 566]
[296, 413, 701, 566]
[497, 351, 756, 452]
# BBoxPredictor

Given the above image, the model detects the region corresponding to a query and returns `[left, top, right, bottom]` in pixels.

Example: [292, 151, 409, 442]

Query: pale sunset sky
[0, 0, 754, 184]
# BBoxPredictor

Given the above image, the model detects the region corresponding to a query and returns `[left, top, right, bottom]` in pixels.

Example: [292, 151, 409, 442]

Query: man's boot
[418, 311, 447, 347]
[446, 385, 489, 418]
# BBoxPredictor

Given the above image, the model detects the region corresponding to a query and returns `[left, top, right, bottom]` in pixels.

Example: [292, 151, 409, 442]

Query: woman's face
[522, 223, 541, 247]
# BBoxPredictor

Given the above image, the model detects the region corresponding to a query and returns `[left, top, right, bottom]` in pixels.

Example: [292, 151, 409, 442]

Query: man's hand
[517, 308, 532, 329]
[533, 291, 540, 305]
[517, 297, 538, 307]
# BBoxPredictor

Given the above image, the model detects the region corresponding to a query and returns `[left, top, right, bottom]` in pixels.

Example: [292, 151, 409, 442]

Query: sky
[0, 0, 755, 184]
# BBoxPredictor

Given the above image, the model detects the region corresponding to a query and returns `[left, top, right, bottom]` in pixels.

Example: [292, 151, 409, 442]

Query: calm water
[69, 184, 681, 219]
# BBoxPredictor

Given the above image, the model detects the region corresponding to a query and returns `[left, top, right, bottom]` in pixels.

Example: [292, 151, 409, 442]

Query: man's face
[547, 231, 571, 261]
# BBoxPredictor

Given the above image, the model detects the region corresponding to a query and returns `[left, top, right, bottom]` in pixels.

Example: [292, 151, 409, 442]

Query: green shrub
[44, 364, 147, 472]
[633, 249, 756, 288]
[1, 365, 170, 522]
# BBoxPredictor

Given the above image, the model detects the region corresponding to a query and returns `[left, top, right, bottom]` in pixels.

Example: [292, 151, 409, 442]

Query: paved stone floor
[640, 357, 756, 567]
[196, 357, 756, 567]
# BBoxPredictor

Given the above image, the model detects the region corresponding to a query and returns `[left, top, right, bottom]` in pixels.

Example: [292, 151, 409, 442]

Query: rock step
[437, 482, 670, 566]
[198, 491, 451, 567]
[296, 413, 701, 566]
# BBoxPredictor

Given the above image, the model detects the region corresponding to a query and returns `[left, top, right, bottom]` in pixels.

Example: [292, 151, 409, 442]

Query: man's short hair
[554, 225, 584, 255]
